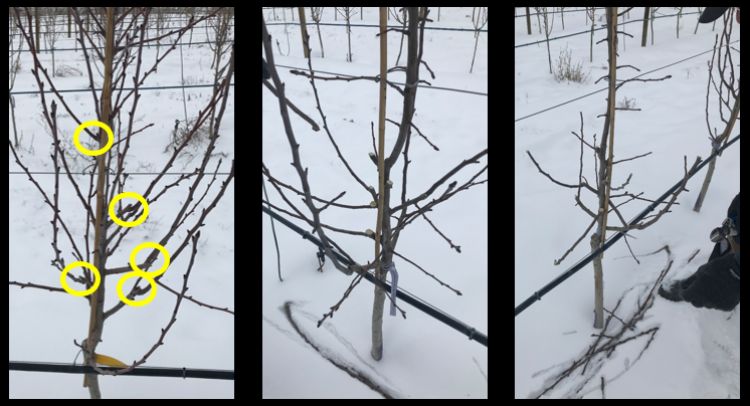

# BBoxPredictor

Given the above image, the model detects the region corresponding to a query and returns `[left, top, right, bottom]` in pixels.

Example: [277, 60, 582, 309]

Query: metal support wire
[9, 361, 234, 380]
[515, 133, 741, 317]
[261, 205, 488, 347]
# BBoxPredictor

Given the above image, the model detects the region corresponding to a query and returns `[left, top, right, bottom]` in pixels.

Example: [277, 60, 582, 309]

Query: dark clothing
[660, 241, 740, 311]
[679, 250, 740, 311]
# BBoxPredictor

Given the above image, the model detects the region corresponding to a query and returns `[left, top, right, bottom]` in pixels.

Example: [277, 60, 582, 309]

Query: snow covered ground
[9, 13, 235, 398]
[262, 7, 488, 399]
[515, 7, 740, 398]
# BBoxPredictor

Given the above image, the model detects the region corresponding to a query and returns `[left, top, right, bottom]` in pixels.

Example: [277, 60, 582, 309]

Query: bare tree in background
[9, 9, 23, 147]
[527, 7, 678, 329]
[469, 7, 487, 74]
[310, 7, 325, 58]
[10, 7, 235, 399]
[588, 7, 597, 61]
[641, 7, 649, 47]
[262, 7, 484, 362]
[540, 7, 555, 74]
[43, 8, 60, 77]
[389, 7, 408, 65]
[650, 7, 658, 45]
[560, 7, 566, 30]
[526, 7, 532, 35]
[336, 7, 358, 62]
[693, 12, 739, 212]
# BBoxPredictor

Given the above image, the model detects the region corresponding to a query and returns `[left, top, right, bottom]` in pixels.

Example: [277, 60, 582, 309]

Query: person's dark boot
[658, 282, 684, 302]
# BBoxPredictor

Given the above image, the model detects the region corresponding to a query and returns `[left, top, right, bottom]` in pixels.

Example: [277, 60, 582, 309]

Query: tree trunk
[372, 7, 421, 362]
[298, 7, 310, 58]
[676, 8, 681, 39]
[526, 7, 532, 35]
[694, 96, 740, 212]
[371, 7, 389, 361]
[641, 7, 649, 47]
[593, 7, 619, 330]
[68, 7, 72, 38]
[83, 7, 115, 399]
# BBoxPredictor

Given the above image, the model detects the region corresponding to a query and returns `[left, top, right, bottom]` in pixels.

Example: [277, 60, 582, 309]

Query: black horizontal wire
[515, 7, 606, 18]
[9, 361, 234, 380]
[266, 21, 487, 33]
[9, 172, 232, 176]
[10, 83, 235, 96]
[13, 39, 230, 53]
[514, 39, 740, 122]
[515, 11, 701, 49]
[274, 64, 487, 97]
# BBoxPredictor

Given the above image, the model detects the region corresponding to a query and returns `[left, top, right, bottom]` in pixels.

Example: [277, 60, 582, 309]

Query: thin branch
[391, 250, 462, 295]
[554, 217, 597, 265]
[9, 280, 67, 294]
[263, 80, 320, 131]
[385, 118, 439, 151]
[615, 74, 671, 90]
[612, 152, 652, 165]
[392, 149, 487, 213]
[415, 203, 460, 253]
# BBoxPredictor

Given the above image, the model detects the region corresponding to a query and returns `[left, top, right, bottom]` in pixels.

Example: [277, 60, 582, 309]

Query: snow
[515, 7, 739, 398]
[262, 7, 487, 399]
[9, 13, 234, 398]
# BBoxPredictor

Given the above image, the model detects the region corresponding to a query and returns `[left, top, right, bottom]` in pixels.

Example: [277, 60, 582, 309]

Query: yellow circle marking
[109, 192, 150, 228]
[116, 273, 158, 307]
[129, 242, 171, 278]
[60, 261, 101, 297]
[73, 120, 114, 157]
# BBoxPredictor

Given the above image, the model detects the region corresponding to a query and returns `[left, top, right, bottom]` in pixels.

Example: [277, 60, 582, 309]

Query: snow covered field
[262, 7, 488, 399]
[515, 7, 740, 398]
[9, 11, 235, 398]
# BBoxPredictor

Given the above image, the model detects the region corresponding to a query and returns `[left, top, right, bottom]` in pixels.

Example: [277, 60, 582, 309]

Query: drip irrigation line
[514, 133, 741, 317]
[9, 361, 234, 380]
[274, 64, 487, 97]
[515, 39, 740, 122]
[261, 205, 488, 347]
[10, 83, 235, 96]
